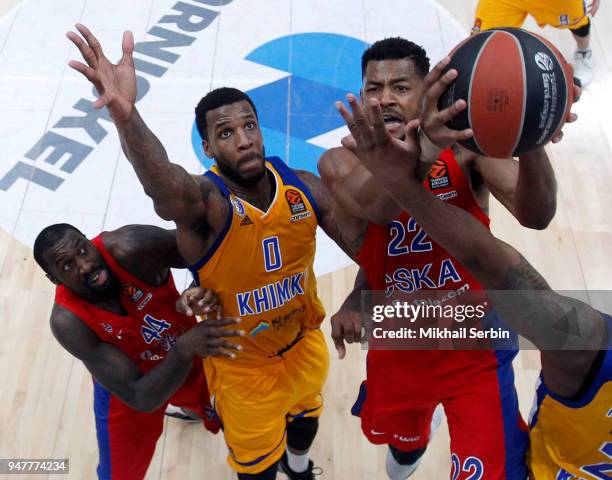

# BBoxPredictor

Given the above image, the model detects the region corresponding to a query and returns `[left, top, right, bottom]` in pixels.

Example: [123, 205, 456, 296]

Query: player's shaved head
[34, 223, 84, 274]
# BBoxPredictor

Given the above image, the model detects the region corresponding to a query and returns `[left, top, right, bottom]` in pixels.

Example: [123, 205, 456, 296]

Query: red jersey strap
[430, 149, 490, 227]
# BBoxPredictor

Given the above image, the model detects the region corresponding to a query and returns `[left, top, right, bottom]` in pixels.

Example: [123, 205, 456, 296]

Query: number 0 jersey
[528, 312, 612, 480]
[190, 156, 326, 364]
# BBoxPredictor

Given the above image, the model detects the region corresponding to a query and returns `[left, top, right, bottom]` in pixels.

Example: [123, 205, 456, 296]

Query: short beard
[216, 152, 266, 187]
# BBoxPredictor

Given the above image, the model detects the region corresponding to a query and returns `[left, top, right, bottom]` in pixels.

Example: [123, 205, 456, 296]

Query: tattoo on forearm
[120, 113, 192, 202]
[496, 255, 550, 291]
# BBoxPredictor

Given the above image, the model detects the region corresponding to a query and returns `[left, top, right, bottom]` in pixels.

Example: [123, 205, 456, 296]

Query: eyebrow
[214, 113, 257, 129]
[54, 237, 81, 267]
[366, 76, 412, 85]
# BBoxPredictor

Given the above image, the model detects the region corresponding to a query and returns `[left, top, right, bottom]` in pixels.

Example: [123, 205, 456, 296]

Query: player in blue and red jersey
[336, 92, 609, 480]
[319, 37, 574, 479]
[34, 223, 242, 480]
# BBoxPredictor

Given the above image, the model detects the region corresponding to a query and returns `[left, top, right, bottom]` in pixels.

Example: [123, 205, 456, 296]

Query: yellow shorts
[203, 329, 329, 474]
[473, 0, 589, 32]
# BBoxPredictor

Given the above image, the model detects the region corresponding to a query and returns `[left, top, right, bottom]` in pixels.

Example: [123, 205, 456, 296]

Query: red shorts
[93, 361, 218, 480]
[352, 348, 529, 479]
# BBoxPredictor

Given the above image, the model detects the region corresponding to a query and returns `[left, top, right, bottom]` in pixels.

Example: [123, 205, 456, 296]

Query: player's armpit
[107, 226, 186, 284]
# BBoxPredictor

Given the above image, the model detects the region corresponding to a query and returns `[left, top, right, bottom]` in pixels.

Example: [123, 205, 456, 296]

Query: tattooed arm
[65, 25, 229, 264]
[116, 112, 207, 224]
[295, 170, 367, 259]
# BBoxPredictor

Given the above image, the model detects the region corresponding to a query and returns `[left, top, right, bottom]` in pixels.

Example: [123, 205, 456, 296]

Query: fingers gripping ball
[438, 28, 574, 158]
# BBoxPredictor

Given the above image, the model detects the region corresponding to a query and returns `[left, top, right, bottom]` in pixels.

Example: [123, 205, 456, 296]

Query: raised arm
[50, 304, 242, 412]
[418, 57, 574, 229]
[66, 24, 206, 226]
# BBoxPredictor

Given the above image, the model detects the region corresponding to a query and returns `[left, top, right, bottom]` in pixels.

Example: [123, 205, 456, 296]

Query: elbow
[152, 202, 179, 223]
[517, 202, 556, 230]
[128, 394, 162, 413]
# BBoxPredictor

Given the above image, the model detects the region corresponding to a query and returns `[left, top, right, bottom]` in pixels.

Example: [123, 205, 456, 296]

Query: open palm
[66, 23, 136, 125]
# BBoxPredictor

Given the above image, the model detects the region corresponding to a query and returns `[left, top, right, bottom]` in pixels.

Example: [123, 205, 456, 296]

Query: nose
[77, 257, 94, 278]
[236, 128, 253, 150]
[379, 86, 396, 108]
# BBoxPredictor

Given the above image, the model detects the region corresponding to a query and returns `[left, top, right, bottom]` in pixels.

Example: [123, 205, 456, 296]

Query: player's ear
[202, 140, 214, 159]
[359, 88, 364, 104]
[46, 273, 61, 285]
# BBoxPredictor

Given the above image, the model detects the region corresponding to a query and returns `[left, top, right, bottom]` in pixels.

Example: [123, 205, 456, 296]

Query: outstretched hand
[66, 23, 136, 124]
[335, 93, 421, 188]
[419, 56, 473, 150]
[181, 307, 244, 359]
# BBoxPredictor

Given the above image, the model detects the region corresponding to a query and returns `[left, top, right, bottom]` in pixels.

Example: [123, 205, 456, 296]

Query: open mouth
[88, 268, 109, 288]
[382, 112, 405, 128]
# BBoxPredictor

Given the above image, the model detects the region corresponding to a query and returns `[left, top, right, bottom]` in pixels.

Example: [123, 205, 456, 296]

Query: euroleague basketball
[439, 27, 574, 158]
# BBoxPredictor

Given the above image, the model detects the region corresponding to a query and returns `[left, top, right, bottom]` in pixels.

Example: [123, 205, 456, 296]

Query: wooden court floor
[0, 0, 610, 478]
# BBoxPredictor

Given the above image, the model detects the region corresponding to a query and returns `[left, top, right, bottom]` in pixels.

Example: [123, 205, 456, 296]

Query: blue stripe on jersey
[204, 169, 231, 196]
[93, 380, 112, 480]
[529, 375, 548, 429]
[351, 381, 367, 417]
[493, 348, 530, 480]
[187, 171, 233, 279]
[288, 405, 321, 419]
[266, 156, 322, 224]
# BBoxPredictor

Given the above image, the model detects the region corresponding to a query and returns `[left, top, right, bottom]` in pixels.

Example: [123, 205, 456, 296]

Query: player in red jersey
[337, 93, 609, 480]
[319, 38, 574, 479]
[33, 223, 243, 480]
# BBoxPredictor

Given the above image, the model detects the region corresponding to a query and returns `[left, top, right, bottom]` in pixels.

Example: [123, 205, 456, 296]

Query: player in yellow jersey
[473, 0, 601, 86]
[66, 24, 364, 480]
[336, 96, 611, 480]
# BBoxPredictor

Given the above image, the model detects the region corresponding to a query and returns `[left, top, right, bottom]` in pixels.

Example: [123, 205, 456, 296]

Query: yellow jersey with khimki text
[527, 312, 612, 479]
[189, 156, 326, 365]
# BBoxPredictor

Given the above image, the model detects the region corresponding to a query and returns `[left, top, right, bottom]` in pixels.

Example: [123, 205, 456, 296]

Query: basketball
[438, 28, 574, 158]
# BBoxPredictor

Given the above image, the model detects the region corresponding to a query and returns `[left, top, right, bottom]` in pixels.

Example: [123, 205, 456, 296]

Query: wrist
[418, 127, 443, 163]
[174, 333, 195, 361]
[114, 106, 139, 130]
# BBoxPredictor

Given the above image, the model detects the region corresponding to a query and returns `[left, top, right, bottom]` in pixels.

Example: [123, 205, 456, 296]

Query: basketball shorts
[93, 360, 218, 480]
[204, 328, 329, 474]
[352, 348, 529, 479]
[473, 0, 589, 32]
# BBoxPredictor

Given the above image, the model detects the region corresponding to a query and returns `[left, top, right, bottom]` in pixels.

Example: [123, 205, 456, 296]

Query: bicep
[154, 167, 208, 224]
[318, 149, 399, 224]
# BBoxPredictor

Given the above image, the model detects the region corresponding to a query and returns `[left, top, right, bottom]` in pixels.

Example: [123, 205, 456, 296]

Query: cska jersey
[356, 147, 490, 295]
[528, 313, 612, 480]
[55, 234, 197, 371]
[190, 156, 326, 365]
